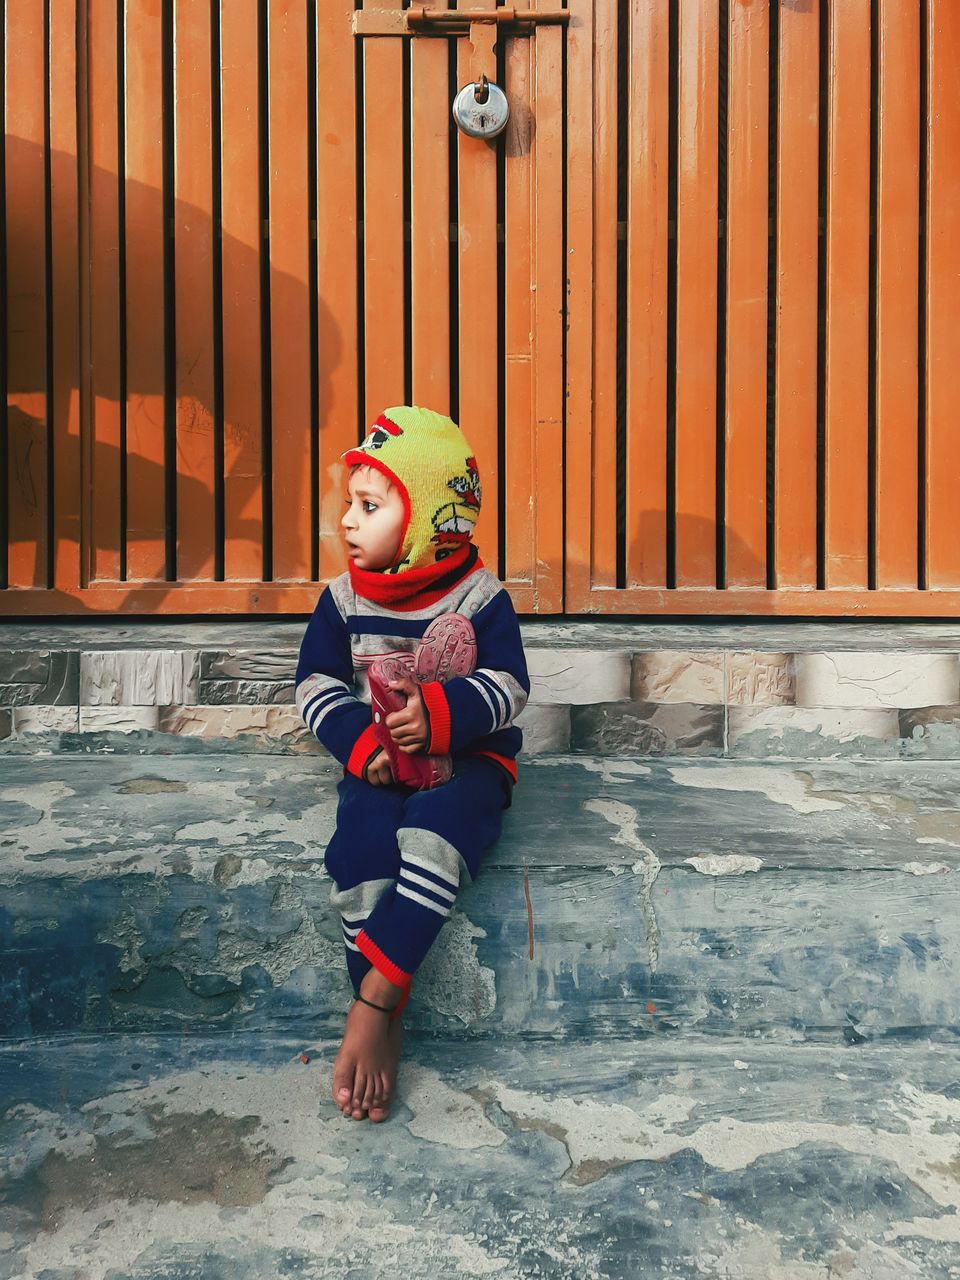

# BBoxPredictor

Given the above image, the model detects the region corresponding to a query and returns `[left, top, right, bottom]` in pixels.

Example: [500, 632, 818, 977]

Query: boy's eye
[343, 497, 378, 513]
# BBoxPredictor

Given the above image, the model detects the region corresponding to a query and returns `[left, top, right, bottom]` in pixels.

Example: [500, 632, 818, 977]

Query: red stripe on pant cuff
[356, 929, 412, 991]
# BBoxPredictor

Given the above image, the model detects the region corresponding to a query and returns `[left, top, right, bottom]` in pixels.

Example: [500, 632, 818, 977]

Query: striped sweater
[295, 555, 530, 796]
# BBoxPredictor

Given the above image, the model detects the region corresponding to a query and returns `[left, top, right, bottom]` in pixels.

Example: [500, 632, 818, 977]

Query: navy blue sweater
[295, 562, 530, 791]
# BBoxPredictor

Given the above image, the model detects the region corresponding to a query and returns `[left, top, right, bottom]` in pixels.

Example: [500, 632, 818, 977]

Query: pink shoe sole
[414, 612, 477, 685]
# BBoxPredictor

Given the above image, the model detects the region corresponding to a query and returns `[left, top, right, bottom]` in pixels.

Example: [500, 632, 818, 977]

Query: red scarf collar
[348, 542, 483, 611]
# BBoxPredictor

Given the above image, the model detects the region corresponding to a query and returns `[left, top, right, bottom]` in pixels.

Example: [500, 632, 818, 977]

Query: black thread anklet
[354, 993, 396, 1014]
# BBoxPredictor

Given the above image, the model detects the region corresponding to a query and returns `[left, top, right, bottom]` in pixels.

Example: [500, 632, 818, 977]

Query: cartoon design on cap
[357, 414, 404, 452]
[431, 457, 482, 559]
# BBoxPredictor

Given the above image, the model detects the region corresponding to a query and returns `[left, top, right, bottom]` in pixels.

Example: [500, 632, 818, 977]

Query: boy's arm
[418, 587, 530, 755]
[294, 587, 381, 779]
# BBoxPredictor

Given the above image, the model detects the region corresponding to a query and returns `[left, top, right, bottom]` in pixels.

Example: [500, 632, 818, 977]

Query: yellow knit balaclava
[341, 405, 482, 575]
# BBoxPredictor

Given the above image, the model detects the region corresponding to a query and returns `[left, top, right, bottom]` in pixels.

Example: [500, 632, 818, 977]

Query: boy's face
[341, 464, 406, 570]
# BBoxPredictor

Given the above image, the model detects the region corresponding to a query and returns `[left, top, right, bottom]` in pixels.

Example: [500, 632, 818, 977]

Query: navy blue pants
[323, 755, 511, 1014]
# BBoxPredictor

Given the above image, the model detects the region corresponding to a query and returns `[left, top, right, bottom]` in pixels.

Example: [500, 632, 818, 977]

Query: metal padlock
[452, 75, 509, 139]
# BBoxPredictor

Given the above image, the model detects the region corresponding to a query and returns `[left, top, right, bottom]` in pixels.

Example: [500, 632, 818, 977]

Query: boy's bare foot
[332, 976, 406, 1121]
[367, 1018, 404, 1122]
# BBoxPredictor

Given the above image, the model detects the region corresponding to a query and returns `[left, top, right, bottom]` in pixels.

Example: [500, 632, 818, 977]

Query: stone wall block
[13, 706, 80, 734]
[79, 706, 161, 733]
[200, 650, 299, 681]
[157, 704, 318, 748]
[81, 650, 193, 706]
[726, 652, 796, 706]
[527, 650, 631, 705]
[514, 704, 571, 753]
[794, 652, 960, 709]
[631, 652, 724, 704]
[728, 705, 901, 756]
[199, 679, 295, 706]
[0, 650, 78, 704]
[571, 702, 724, 755]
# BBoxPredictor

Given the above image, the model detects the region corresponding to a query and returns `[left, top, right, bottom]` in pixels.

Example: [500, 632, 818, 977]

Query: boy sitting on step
[294, 404, 530, 1123]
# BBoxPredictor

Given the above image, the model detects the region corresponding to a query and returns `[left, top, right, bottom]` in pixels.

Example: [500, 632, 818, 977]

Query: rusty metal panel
[3, 0, 960, 617]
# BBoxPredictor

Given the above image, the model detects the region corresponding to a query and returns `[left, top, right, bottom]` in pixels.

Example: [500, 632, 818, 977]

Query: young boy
[295, 405, 530, 1123]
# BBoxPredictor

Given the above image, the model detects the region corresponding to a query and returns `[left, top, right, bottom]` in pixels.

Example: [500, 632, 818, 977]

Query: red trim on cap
[355, 929, 413, 993]
[373, 412, 404, 435]
[419, 680, 451, 755]
[346, 723, 381, 779]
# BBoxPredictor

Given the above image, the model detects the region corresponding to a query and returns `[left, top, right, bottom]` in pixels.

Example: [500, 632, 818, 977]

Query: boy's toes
[332, 1062, 355, 1111]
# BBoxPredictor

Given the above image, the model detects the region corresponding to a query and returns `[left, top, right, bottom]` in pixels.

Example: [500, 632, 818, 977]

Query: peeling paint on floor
[666, 765, 846, 815]
[683, 854, 764, 876]
[583, 798, 661, 973]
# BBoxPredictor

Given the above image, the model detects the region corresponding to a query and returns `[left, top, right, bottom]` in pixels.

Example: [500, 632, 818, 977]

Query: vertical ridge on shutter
[764, 0, 778, 591]
[4, 0, 49, 588]
[306, 0, 319, 582]
[562, 0, 594, 610]
[772, 0, 819, 590]
[211, 0, 225, 581]
[173, 0, 216, 582]
[531, 0, 564, 611]
[504, 2, 534, 586]
[715, 0, 728, 592]
[123, 0, 167, 581]
[724, 0, 768, 590]
[410, 1, 451, 412]
[614, 0, 626, 590]
[674, 0, 719, 590]
[665, 0, 677, 590]
[874, 0, 920, 589]
[447, 35, 459, 427]
[362, 0, 405, 424]
[316, 0, 360, 581]
[50, 0, 81, 595]
[0, 0, 6, 589]
[220, 0, 265, 582]
[823, 0, 870, 592]
[161, 0, 177, 579]
[924, 0, 960, 589]
[43, 0, 54, 589]
[456, 0, 500, 577]
[267, 0, 312, 582]
[86, 0, 123, 583]
[589, 0, 617, 591]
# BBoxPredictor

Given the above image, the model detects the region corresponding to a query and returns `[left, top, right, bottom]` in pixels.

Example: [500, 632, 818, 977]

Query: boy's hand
[363, 747, 394, 786]
[384, 675, 430, 753]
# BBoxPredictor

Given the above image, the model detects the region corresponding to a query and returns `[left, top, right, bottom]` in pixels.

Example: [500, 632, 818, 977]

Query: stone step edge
[2, 699, 959, 759]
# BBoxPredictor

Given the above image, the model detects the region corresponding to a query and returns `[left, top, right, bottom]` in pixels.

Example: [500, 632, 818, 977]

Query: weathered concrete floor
[3, 753, 960, 1042]
[2, 1032, 960, 1279]
[4, 753, 960, 1275]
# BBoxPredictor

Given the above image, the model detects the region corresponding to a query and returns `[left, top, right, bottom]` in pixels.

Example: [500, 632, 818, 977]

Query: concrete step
[3, 752, 958, 1041]
[3, 619, 960, 759]
[1, 1031, 958, 1278]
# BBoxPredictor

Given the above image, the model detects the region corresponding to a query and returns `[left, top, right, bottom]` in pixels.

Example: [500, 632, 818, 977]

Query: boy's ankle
[360, 968, 405, 1007]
